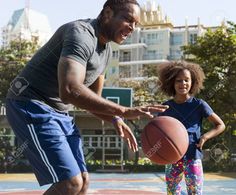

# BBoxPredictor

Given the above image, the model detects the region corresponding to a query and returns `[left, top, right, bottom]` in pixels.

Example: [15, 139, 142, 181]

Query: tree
[0, 128, 14, 172]
[182, 22, 236, 167]
[0, 39, 39, 99]
[118, 64, 168, 106]
[0, 39, 39, 172]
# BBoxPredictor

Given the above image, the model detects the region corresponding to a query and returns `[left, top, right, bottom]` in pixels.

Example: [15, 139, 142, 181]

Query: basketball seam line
[144, 124, 170, 163]
[151, 122, 183, 157]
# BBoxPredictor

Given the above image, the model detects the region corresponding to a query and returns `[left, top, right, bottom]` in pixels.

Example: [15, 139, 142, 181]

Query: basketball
[141, 116, 189, 165]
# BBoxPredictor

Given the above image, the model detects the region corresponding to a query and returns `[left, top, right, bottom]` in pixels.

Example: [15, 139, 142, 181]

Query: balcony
[119, 43, 147, 50]
[119, 59, 168, 66]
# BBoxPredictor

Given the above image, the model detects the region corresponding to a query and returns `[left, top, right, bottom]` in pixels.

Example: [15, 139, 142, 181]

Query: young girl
[157, 61, 225, 195]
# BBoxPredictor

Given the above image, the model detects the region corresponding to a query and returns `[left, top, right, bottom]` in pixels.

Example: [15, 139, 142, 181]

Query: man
[6, 0, 168, 194]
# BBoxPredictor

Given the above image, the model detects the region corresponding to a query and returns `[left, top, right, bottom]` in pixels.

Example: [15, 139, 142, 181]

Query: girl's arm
[196, 113, 225, 150]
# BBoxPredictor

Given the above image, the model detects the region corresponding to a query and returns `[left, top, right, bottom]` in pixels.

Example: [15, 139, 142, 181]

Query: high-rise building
[1, 7, 52, 47]
[105, 1, 217, 86]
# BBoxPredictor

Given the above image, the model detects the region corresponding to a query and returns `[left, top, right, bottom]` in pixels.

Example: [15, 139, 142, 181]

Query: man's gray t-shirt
[7, 19, 112, 112]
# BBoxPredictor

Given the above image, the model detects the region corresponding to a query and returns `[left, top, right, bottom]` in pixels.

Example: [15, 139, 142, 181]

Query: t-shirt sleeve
[154, 101, 169, 117]
[201, 99, 214, 118]
[61, 27, 94, 66]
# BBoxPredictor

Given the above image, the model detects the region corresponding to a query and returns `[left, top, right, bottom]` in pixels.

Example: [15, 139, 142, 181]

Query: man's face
[102, 3, 140, 44]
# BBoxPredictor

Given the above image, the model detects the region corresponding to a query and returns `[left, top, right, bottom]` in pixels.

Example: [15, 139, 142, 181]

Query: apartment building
[105, 1, 210, 86]
[1, 7, 52, 47]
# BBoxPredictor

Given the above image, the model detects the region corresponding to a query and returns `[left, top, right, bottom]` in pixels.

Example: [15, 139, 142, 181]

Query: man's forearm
[62, 84, 126, 116]
[91, 112, 114, 123]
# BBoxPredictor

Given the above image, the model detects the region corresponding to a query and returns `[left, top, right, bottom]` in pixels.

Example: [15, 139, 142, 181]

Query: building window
[120, 51, 131, 62]
[111, 67, 116, 74]
[189, 33, 198, 44]
[147, 50, 156, 60]
[145, 32, 163, 45]
[170, 49, 182, 60]
[112, 50, 119, 59]
[144, 49, 163, 60]
[171, 34, 183, 45]
[157, 49, 163, 59]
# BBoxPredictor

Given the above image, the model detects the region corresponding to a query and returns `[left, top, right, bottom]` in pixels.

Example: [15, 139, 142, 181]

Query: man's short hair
[103, 0, 140, 10]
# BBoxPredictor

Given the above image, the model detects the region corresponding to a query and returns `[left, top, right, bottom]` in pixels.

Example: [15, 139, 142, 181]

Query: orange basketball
[141, 116, 189, 165]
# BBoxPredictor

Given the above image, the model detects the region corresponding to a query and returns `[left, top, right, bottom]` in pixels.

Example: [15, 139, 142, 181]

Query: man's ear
[103, 6, 114, 21]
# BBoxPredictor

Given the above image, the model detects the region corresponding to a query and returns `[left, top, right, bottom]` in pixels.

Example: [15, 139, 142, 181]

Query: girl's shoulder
[162, 99, 173, 106]
[192, 97, 210, 106]
[162, 97, 210, 107]
[192, 98, 214, 114]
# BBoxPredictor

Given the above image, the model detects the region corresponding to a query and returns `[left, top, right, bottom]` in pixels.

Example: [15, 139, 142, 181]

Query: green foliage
[86, 158, 153, 166]
[0, 39, 39, 98]
[86, 158, 165, 172]
[119, 76, 167, 106]
[0, 128, 14, 172]
[182, 21, 236, 164]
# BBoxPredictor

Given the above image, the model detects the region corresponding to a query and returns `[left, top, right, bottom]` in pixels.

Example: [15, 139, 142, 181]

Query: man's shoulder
[63, 19, 96, 36]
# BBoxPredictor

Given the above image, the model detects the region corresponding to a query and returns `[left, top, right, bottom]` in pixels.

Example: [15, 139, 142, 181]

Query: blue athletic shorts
[6, 99, 87, 186]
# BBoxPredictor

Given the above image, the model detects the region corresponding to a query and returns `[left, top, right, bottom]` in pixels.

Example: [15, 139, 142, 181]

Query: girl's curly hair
[157, 61, 205, 97]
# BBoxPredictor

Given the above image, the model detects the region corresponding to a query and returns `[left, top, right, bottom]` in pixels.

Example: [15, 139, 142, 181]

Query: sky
[0, 0, 236, 34]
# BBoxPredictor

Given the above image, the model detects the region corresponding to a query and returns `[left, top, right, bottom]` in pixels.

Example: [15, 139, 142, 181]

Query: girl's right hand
[196, 135, 208, 150]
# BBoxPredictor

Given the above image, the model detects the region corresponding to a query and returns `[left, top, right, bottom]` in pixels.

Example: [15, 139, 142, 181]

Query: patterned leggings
[165, 158, 203, 195]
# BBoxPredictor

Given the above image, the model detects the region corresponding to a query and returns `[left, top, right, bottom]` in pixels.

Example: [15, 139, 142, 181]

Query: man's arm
[58, 57, 168, 118]
[58, 57, 126, 115]
[88, 75, 119, 122]
[88, 74, 104, 96]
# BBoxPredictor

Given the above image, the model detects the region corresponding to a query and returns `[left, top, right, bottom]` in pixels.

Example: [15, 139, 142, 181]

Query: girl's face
[174, 69, 192, 96]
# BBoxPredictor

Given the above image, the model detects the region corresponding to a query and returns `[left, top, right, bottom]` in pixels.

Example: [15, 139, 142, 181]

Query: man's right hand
[112, 117, 138, 152]
[122, 105, 169, 119]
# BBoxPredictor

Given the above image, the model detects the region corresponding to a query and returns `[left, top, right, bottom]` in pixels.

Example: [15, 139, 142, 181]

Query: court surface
[0, 172, 235, 195]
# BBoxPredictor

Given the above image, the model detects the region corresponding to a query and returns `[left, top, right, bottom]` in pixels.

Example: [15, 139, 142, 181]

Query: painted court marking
[0, 173, 235, 194]
[0, 190, 163, 195]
